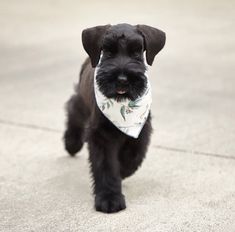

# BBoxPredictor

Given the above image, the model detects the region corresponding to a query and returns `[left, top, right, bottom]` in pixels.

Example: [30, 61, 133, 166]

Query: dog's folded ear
[137, 25, 166, 66]
[82, 25, 111, 68]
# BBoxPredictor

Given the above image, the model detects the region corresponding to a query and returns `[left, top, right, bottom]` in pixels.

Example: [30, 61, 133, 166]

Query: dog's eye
[128, 44, 142, 59]
[103, 48, 117, 57]
[131, 51, 141, 59]
[103, 43, 118, 57]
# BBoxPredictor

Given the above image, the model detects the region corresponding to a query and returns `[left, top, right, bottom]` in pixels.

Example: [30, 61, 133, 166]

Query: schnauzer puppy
[64, 23, 165, 213]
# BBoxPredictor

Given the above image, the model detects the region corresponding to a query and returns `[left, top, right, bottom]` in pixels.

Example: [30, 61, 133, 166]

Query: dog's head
[82, 23, 165, 101]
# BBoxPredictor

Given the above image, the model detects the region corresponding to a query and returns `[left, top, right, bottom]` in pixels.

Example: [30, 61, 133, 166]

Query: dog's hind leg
[64, 94, 89, 156]
[119, 116, 152, 179]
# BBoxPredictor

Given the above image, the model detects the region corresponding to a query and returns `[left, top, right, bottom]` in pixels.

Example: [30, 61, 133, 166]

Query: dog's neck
[94, 65, 152, 138]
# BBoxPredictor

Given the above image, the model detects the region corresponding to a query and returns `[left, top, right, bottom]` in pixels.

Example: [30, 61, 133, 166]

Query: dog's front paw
[95, 193, 126, 213]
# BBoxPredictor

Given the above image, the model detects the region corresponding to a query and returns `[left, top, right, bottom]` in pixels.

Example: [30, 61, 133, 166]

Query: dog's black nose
[117, 75, 128, 84]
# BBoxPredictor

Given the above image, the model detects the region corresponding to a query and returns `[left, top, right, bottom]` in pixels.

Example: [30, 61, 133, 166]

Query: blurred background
[0, 0, 235, 231]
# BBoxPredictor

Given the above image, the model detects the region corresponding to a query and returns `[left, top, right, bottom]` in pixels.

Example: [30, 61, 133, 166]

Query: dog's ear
[82, 25, 111, 67]
[137, 25, 166, 66]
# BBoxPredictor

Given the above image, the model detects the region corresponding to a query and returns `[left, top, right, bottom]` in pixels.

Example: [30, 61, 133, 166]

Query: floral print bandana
[94, 67, 152, 139]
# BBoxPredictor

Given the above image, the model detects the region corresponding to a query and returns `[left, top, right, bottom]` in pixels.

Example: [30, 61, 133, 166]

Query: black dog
[64, 24, 165, 213]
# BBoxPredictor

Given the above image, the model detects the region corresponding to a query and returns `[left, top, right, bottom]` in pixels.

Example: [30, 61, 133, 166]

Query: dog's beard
[96, 65, 147, 101]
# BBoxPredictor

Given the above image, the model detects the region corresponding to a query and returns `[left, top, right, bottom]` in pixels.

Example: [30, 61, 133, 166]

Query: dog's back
[77, 58, 96, 115]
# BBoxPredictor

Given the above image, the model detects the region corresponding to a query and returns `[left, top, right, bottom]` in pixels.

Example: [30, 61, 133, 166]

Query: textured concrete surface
[0, 0, 235, 231]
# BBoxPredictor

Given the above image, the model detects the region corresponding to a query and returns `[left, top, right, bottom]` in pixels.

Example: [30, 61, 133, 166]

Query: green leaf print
[109, 99, 114, 106]
[128, 99, 140, 109]
[120, 105, 126, 121]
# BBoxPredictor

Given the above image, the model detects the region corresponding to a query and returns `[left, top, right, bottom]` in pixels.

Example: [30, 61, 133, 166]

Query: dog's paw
[64, 131, 83, 156]
[95, 193, 126, 213]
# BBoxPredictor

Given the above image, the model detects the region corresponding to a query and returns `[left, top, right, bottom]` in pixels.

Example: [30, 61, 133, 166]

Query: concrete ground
[0, 0, 235, 231]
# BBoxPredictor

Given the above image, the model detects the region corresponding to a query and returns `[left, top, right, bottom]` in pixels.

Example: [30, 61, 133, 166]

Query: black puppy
[64, 24, 165, 213]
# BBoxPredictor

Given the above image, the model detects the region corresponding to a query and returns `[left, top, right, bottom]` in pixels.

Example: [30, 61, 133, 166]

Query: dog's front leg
[88, 131, 126, 213]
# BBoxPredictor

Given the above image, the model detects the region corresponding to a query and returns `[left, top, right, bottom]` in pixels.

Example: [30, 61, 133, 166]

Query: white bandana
[94, 66, 152, 139]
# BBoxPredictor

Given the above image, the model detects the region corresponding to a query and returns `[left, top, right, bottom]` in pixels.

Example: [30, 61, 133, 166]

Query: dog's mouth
[116, 89, 127, 95]
[114, 86, 130, 101]
[116, 86, 128, 95]
[116, 81, 129, 95]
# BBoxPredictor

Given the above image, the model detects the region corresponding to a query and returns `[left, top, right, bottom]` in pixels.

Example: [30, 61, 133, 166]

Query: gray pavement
[0, 0, 235, 231]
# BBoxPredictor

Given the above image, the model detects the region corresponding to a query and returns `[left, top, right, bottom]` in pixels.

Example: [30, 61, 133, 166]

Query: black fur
[64, 24, 165, 213]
